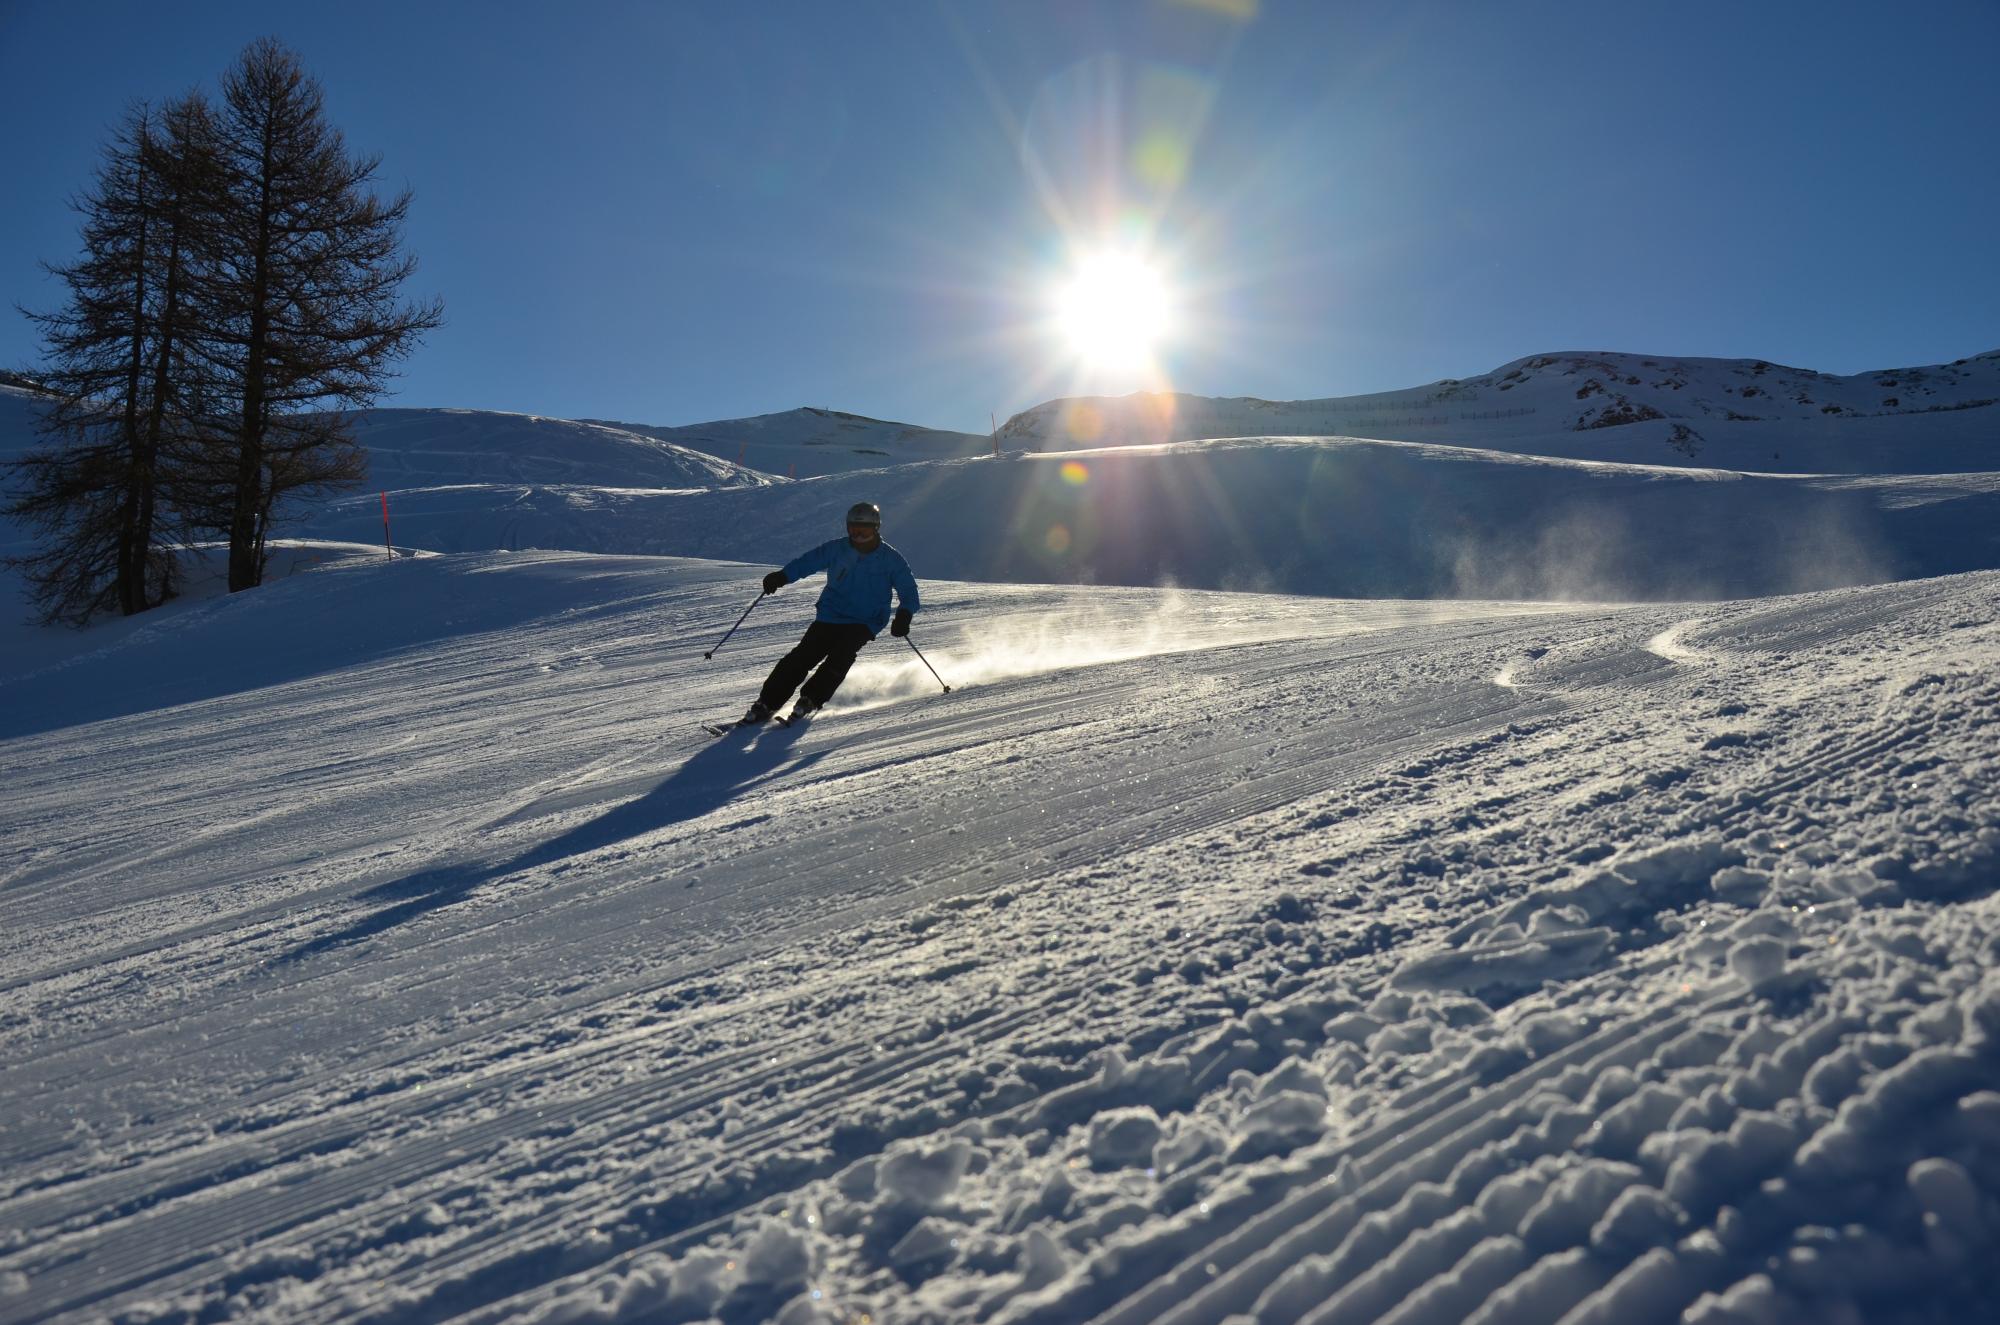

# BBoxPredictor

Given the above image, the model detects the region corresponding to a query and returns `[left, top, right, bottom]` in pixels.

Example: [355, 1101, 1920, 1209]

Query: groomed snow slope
[3, 552, 1997, 1324]
[298, 437, 2000, 601]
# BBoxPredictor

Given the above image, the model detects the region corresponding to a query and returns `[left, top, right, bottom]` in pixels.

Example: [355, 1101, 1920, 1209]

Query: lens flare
[1063, 401, 1106, 444]
[1060, 461, 1090, 485]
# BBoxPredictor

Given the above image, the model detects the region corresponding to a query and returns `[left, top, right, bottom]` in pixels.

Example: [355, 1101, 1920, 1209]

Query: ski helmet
[845, 501, 882, 527]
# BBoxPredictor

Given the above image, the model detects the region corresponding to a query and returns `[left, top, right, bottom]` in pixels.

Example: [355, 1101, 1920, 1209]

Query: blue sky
[2, 0, 1996, 435]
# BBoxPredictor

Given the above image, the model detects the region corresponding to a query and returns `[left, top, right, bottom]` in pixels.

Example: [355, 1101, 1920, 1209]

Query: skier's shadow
[281, 726, 823, 962]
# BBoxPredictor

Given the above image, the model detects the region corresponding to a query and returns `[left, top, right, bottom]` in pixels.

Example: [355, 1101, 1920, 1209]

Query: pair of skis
[700, 711, 810, 738]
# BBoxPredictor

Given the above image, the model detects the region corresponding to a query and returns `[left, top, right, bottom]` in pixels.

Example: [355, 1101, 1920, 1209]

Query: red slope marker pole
[381, 491, 394, 561]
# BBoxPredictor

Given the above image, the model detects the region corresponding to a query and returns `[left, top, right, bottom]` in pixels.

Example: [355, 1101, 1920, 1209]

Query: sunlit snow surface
[3, 550, 1997, 1324]
[2, 366, 1998, 1323]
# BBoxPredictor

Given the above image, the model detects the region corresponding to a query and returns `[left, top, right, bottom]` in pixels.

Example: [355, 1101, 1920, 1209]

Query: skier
[737, 501, 921, 726]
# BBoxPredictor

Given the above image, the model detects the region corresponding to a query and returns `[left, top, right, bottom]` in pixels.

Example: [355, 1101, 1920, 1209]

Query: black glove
[762, 570, 787, 595]
[890, 608, 912, 637]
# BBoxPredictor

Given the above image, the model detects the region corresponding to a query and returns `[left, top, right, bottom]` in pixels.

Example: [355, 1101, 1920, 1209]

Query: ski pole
[906, 635, 952, 692]
[702, 589, 766, 660]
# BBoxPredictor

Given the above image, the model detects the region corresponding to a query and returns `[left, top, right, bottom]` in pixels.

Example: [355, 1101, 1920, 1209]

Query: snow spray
[905, 636, 952, 692]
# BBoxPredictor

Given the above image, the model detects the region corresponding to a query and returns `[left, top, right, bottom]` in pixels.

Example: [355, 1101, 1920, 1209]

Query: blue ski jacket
[782, 537, 921, 636]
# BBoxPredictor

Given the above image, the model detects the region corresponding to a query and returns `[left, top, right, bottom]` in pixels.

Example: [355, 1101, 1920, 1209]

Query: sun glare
[1053, 249, 1174, 371]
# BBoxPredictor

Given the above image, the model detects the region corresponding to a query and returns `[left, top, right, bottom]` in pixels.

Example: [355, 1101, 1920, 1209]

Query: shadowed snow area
[2, 355, 1999, 1324]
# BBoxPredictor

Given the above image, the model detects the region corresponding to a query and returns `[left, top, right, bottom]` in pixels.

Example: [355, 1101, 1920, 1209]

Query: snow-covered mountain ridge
[0, 389, 984, 492]
[1000, 349, 2000, 474]
[10, 362, 2000, 609]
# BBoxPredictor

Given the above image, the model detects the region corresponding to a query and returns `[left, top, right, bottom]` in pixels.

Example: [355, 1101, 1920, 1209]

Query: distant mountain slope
[12, 350, 2000, 608]
[586, 406, 992, 479]
[349, 408, 773, 489]
[0, 390, 773, 492]
[1000, 349, 2000, 474]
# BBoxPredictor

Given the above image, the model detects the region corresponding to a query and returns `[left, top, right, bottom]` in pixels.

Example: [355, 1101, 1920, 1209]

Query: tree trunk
[227, 142, 274, 594]
[116, 156, 152, 616]
[135, 238, 187, 612]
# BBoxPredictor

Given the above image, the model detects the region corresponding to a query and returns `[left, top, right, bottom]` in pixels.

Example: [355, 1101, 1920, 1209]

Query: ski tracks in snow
[3, 572, 1998, 1323]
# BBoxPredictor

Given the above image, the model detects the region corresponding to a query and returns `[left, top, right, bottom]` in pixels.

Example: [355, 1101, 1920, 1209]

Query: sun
[1052, 249, 1175, 372]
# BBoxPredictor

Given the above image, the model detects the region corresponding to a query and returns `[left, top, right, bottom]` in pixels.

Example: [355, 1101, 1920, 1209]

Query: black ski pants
[758, 620, 873, 711]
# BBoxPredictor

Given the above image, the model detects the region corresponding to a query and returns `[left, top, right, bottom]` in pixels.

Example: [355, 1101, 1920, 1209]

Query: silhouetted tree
[6, 95, 223, 624]
[202, 38, 442, 591]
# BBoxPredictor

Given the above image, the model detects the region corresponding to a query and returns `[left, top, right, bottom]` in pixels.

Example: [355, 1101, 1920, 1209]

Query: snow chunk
[1727, 935, 1789, 987]
[1368, 1019, 1435, 1057]
[888, 1215, 964, 1273]
[1583, 1083, 1685, 1161]
[1230, 1089, 1328, 1160]
[1619, 837, 1741, 898]
[1325, 1011, 1384, 1044]
[1018, 1225, 1070, 1290]
[1795, 1047, 1982, 1181]
[1664, 1111, 1798, 1217]
[663, 1250, 735, 1319]
[878, 1137, 974, 1208]
[742, 1219, 814, 1291]
[1957, 1091, 2000, 1145]
[1461, 1245, 1609, 1324]
[1562, 1247, 1706, 1325]
[1684, 1272, 1790, 1325]
[1812, 866, 1897, 903]
[1087, 1107, 1164, 1169]
[1589, 1184, 1686, 1255]
[1909, 1157, 1988, 1245]
[1256, 1056, 1330, 1102]
[1153, 1115, 1226, 1176]
[1379, 1235, 1531, 1325]
[1709, 865, 1771, 906]
[1476, 1161, 1559, 1233]
[774, 1294, 837, 1325]
[1726, 911, 1796, 943]
[1519, 1160, 1647, 1250]
[1391, 928, 1613, 1000]
[1515, 1010, 1593, 1058]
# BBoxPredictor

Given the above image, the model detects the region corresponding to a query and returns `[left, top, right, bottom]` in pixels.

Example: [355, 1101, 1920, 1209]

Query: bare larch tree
[202, 38, 443, 592]
[6, 94, 223, 624]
